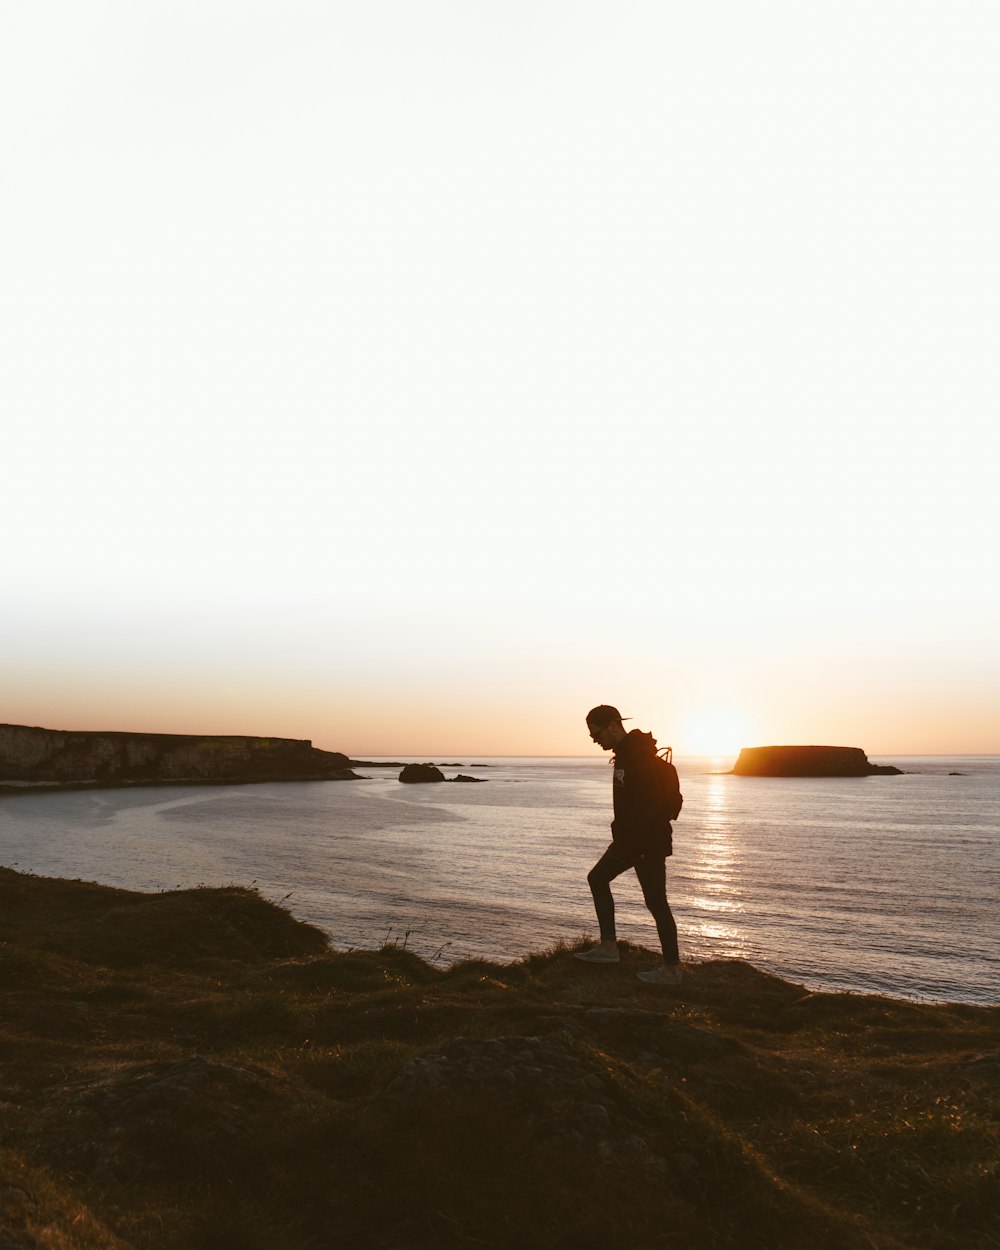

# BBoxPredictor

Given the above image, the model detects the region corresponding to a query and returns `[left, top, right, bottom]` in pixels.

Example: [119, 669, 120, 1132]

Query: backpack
[653, 742, 683, 822]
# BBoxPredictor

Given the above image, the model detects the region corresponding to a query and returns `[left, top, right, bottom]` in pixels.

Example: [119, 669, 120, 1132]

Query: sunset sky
[4, 3, 998, 757]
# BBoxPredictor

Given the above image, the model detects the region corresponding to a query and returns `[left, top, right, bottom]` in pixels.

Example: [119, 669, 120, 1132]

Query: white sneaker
[637, 965, 683, 986]
[574, 946, 620, 964]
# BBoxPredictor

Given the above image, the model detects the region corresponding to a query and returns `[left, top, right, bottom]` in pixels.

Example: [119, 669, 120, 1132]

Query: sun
[680, 708, 749, 760]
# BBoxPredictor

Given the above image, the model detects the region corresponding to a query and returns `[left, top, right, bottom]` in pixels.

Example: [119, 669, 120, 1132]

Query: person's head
[586, 704, 627, 751]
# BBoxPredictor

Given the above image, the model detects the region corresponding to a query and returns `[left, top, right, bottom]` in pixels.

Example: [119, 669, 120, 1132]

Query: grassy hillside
[0, 866, 996, 1250]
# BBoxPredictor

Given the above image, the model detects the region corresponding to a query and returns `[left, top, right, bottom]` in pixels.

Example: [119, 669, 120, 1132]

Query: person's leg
[633, 854, 680, 967]
[588, 842, 633, 940]
[575, 843, 632, 962]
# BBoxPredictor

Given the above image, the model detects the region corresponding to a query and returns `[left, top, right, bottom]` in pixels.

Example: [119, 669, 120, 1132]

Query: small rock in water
[398, 763, 446, 784]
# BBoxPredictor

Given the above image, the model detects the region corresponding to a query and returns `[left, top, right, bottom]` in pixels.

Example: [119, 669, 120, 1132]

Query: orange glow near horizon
[2, 666, 999, 757]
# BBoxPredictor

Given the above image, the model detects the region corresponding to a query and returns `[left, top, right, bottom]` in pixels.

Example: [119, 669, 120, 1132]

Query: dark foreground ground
[0, 866, 996, 1250]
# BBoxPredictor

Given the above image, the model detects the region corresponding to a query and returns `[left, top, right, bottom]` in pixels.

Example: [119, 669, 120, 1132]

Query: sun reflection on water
[680, 776, 750, 958]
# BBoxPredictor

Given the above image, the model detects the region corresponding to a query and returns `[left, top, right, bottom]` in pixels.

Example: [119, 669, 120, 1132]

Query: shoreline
[3, 761, 995, 1009]
[0, 771, 363, 796]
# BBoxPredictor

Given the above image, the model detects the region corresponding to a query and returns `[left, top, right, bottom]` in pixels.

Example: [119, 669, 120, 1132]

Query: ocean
[1, 755, 997, 1006]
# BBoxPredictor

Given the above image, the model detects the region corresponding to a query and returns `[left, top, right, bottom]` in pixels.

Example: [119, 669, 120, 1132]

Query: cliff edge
[0, 722, 360, 790]
[732, 745, 902, 777]
[0, 865, 993, 1250]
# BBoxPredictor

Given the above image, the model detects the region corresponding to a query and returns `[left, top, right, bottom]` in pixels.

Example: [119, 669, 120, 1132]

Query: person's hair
[586, 704, 624, 729]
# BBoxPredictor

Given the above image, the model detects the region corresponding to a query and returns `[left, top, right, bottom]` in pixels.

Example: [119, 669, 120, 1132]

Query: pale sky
[4, 2, 999, 756]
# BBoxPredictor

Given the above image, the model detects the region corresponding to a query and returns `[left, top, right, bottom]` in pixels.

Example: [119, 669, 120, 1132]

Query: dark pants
[587, 842, 679, 965]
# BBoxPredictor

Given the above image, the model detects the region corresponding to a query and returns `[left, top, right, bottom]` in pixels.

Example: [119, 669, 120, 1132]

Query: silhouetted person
[576, 704, 682, 985]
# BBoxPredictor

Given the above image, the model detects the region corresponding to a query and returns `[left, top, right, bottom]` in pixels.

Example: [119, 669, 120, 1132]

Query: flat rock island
[732, 745, 902, 777]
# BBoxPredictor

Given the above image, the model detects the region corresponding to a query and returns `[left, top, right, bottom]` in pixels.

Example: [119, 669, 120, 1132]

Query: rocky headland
[0, 722, 360, 792]
[0, 865, 995, 1250]
[732, 745, 903, 777]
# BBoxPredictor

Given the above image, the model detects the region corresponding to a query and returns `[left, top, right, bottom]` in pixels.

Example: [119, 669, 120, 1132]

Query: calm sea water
[1, 756, 997, 1006]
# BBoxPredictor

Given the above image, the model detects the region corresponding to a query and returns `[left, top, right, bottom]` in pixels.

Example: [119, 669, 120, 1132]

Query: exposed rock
[375, 1035, 595, 1104]
[373, 1036, 619, 1139]
[398, 763, 446, 784]
[80, 1057, 278, 1120]
[732, 745, 902, 777]
[448, 774, 486, 783]
[0, 723, 359, 790]
[373, 1035, 678, 1165]
[67, 1058, 289, 1182]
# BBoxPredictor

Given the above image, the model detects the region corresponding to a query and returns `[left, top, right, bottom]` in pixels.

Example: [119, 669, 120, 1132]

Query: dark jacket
[611, 730, 673, 859]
